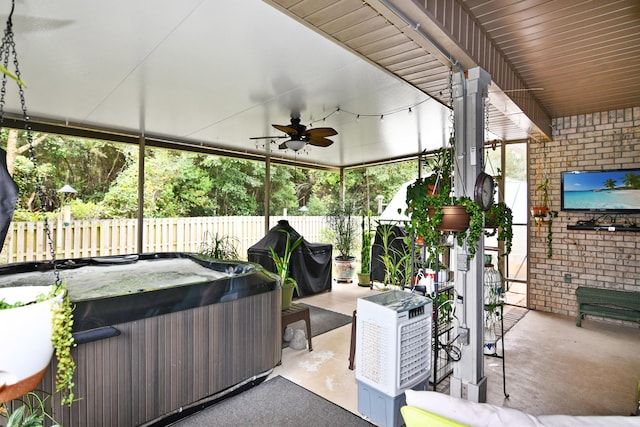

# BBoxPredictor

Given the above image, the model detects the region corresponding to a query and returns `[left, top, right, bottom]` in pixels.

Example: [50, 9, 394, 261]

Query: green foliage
[0, 391, 61, 427]
[50, 286, 76, 407]
[2, 130, 422, 221]
[374, 222, 412, 287]
[344, 162, 418, 215]
[536, 177, 550, 207]
[198, 231, 239, 260]
[360, 211, 373, 274]
[67, 200, 105, 220]
[404, 148, 484, 259]
[546, 210, 559, 258]
[269, 230, 303, 294]
[326, 201, 359, 259]
[622, 171, 640, 189]
[485, 202, 513, 256]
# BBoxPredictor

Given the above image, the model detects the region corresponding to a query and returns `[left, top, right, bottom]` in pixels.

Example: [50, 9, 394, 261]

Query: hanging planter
[0, 286, 62, 403]
[405, 147, 484, 260]
[429, 205, 471, 232]
[0, 1, 76, 407]
[530, 206, 549, 218]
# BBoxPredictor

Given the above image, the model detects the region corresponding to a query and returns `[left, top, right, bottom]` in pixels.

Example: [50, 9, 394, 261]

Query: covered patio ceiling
[2, 0, 638, 170]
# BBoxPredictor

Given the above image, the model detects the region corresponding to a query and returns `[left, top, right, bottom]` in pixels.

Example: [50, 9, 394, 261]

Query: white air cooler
[355, 290, 432, 427]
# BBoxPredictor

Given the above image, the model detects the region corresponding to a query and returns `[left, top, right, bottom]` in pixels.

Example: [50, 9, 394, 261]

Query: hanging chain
[447, 67, 455, 146]
[0, 0, 62, 289]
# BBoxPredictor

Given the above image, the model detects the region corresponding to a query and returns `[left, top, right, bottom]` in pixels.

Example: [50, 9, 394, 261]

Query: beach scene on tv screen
[563, 170, 640, 210]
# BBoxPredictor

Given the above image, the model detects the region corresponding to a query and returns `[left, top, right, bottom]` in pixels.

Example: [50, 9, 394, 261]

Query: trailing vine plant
[546, 210, 559, 258]
[484, 201, 514, 256]
[405, 147, 485, 260]
[50, 285, 76, 407]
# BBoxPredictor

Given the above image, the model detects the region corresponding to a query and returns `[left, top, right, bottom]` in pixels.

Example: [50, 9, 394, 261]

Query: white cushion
[404, 390, 640, 427]
[538, 415, 640, 427]
[405, 390, 543, 427]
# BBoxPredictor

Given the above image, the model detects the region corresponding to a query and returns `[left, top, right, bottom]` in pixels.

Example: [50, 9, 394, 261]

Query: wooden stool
[281, 303, 312, 351]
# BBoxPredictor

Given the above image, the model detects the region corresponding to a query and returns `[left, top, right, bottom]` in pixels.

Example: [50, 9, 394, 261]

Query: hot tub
[0, 253, 282, 426]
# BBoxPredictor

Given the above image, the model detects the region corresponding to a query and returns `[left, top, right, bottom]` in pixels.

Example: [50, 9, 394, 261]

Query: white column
[450, 66, 491, 403]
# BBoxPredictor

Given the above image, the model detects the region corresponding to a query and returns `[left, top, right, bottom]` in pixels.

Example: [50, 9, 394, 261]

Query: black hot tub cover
[248, 220, 332, 297]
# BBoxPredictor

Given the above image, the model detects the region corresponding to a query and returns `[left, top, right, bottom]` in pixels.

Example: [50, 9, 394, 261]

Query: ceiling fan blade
[304, 127, 337, 138]
[307, 137, 334, 147]
[278, 141, 291, 150]
[249, 135, 288, 140]
[272, 124, 297, 135]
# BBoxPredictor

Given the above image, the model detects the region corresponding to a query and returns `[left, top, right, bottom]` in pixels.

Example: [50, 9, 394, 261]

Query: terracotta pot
[531, 206, 548, 218]
[0, 286, 60, 403]
[429, 205, 471, 232]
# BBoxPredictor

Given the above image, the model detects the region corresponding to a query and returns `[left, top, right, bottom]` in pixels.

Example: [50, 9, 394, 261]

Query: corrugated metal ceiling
[268, 0, 640, 141]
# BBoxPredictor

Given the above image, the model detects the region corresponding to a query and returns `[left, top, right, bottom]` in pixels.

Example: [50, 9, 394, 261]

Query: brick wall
[528, 107, 640, 321]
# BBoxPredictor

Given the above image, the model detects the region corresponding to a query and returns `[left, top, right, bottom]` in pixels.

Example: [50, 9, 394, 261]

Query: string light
[303, 97, 433, 127]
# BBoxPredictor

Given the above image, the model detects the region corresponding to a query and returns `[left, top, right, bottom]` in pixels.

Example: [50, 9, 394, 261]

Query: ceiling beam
[372, 0, 552, 140]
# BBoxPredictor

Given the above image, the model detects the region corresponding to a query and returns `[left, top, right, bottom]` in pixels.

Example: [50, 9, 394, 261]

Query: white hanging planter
[0, 285, 61, 403]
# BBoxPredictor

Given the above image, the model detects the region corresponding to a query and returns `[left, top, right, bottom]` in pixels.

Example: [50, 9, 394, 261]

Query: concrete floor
[270, 282, 640, 421]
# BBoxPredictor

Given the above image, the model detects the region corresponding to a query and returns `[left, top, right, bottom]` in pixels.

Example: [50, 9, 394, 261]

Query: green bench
[576, 286, 640, 326]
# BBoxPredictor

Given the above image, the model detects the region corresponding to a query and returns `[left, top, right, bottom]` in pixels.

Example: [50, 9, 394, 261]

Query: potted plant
[405, 148, 485, 260]
[326, 201, 359, 283]
[357, 210, 373, 287]
[0, 391, 61, 427]
[374, 221, 413, 289]
[0, 283, 76, 407]
[484, 201, 514, 256]
[529, 177, 558, 257]
[531, 177, 550, 218]
[269, 229, 303, 310]
[198, 231, 239, 260]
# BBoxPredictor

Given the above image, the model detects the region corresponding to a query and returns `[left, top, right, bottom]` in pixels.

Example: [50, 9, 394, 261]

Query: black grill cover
[248, 220, 332, 297]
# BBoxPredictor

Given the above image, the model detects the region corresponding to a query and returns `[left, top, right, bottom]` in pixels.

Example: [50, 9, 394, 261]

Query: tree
[623, 172, 639, 189]
[604, 178, 616, 190]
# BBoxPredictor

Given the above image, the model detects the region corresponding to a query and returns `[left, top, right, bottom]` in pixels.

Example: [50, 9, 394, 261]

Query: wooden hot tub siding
[36, 289, 281, 426]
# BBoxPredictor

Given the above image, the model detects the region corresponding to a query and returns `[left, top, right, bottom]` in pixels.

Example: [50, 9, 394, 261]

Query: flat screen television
[561, 169, 640, 213]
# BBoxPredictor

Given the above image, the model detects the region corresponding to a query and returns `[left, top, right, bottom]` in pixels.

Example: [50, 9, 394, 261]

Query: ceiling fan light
[286, 139, 306, 151]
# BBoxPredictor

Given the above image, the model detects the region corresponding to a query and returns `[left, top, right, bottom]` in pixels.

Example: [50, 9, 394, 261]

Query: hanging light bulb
[356, 114, 360, 123]
[380, 115, 384, 122]
[408, 107, 413, 114]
